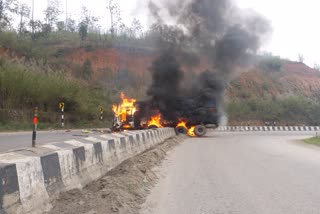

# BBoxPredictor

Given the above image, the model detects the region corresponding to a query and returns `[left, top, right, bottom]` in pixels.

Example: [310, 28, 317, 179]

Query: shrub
[0, 58, 111, 126]
[227, 96, 320, 125]
[259, 55, 282, 72]
[81, 59, 93, 80]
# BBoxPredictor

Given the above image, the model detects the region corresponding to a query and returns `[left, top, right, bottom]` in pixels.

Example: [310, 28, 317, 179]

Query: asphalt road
[0, 129, 109, 153]
[141, 131, 320, 214]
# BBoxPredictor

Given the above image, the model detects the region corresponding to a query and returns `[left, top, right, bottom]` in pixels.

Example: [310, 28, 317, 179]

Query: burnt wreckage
[112, 0, 271, 137]
[112, 92, 218, 137]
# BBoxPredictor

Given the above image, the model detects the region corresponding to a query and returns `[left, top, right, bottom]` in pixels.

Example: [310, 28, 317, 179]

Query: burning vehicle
[112, 93, 139, 131]
[112, 92, 218, 137]
[112, 0, 271, 137]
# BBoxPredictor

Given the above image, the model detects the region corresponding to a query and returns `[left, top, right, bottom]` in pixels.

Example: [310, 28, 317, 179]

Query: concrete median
[0, 128, 176, 214]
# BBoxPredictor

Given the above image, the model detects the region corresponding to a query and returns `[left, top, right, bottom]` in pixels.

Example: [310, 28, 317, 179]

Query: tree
[130, 18, 143, 38]
[259, 55, 282, 72]
[80, 6, 99, 32]
[29, 19, 42, 41]
[41, 23, 51, 38]
[17, 2, 30, 34]
[81, 59, 93, 79]
[298, 53, 305, 64]
[107, 0, 122, 36]
[56, 21, 64, 31]
[78, 21, 88, 41]
[66, 17, 76, 32]
[28, 19, 51, 41]
[0, 0, 18, 31]
[44, 0, 61, 29]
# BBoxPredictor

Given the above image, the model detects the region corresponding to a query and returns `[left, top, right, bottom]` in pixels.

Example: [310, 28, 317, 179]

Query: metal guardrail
[216, 126, 320, 132]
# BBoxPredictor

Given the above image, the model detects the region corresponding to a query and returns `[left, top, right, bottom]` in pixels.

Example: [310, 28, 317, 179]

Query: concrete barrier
[216, 126, 320, 132]
[0, 128, 176, 214]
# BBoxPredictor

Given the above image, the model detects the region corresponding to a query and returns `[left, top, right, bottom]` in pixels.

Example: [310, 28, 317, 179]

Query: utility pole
[31, 0, 34, 48]
[65, 0, 68, 31]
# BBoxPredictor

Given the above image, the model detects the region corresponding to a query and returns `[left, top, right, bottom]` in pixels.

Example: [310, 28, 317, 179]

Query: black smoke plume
[144, 0, 271, 126]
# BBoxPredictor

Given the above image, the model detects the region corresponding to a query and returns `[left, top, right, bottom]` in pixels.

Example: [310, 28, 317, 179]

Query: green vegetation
[259, 55, 282, 72]
[0, 0, 319, 130]
[227, 96, 320, 125]
[81, 59, 93, 80]
[304, 137, 320, 146]
[0, 58, 112, 131]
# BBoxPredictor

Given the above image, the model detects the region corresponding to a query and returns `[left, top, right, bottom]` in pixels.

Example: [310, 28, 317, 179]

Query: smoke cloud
[145, 0, 271, 126]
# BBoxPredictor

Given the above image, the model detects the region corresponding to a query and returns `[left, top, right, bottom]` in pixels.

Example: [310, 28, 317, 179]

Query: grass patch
[227, 96, 320, 125]
[304, 137, 320, 146]
[0, 58, 113, 131]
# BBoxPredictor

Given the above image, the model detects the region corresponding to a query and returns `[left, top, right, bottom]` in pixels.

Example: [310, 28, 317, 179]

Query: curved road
[0, 129, 110, 153]
[141, 131, 320, 214]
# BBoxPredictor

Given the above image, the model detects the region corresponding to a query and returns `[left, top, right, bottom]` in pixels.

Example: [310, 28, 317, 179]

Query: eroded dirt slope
[65, 48, 320, 98]
[47, 136, 181, 214]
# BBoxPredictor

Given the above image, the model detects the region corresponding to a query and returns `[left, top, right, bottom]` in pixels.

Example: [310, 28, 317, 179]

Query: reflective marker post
[61, 107, 64, 128]
[59, 102, 65, 128]
[99, 106, 104, 121]
[32, 107, 38, 147]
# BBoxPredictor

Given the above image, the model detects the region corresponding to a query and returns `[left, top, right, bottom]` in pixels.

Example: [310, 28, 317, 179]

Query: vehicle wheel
[175, 126, 187, 135]
[194, 125, 207, 137]
[148, 125, 158, 129]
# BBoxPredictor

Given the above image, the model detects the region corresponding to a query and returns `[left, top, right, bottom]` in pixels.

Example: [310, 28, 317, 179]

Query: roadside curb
[0, 128, 176, 214]
[216, 126, 320, 132]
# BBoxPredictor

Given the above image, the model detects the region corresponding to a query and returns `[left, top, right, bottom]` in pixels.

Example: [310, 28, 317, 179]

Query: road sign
[59, 102, 65, 109]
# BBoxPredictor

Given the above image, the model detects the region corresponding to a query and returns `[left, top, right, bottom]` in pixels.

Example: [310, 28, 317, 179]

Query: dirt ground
[46, 136, 182, 214]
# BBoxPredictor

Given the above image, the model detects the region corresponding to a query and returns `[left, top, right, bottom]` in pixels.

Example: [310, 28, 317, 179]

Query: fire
[122, 124, 132, 129]
[176, 120, 187, 129]
[112, 92, 137, 121]
[188, 126, 196, 137]
[176, 119, 196, 137]
[148, 114, 163, 128]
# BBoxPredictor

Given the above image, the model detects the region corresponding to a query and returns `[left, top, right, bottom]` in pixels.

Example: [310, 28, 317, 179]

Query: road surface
[0, 129, 110, 153]
[141, 131, 320, 214]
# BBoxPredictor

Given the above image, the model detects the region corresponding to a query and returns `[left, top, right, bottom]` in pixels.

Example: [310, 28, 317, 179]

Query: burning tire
[148, 125, 158, 129]
[175, 126, 188, 135]
[194, 125, 207, 137]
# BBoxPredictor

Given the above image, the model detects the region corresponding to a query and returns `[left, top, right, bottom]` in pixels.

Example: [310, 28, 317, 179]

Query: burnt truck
[112, 97, 218, 137]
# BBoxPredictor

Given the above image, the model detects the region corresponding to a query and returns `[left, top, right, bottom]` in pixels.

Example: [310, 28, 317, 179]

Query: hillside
[1, 42, 320, 129]
[228, 62, 320, 99]
[55, 47, 320, 99]
[55, 47, 320, 126]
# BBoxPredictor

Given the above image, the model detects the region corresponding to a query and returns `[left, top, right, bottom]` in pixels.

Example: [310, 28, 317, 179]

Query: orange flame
[148, 114, 163, 128]
[176, 119, 196, 137]
[112, 92, 136, 121]
[122, 124, 132, 129]
[176, 119, 187, 129]
[188, 126, 196, 137]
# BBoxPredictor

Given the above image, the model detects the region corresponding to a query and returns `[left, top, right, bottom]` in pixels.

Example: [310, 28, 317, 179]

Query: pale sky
[20, 0, 319, 67]
[237, 0, 319, 67]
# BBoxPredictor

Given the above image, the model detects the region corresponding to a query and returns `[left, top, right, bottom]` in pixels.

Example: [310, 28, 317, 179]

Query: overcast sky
[21, 0, 319, 67]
